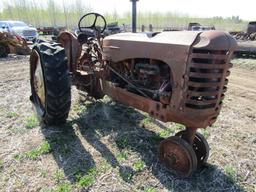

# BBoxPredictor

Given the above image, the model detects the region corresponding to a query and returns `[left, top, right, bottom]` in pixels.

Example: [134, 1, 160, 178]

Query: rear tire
[30, 42, 71, 125]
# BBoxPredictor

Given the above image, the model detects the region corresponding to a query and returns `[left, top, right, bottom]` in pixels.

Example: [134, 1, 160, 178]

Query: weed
[13, 154, 22, 161]
[41, 183, 73, 192]
[77, 167, 97, 188]
[101, 96, 112, 104]
[149, 134, 163, 142]
[144, 187, 157, 192]
[75, 170, 83, 182]
[224, 165, 237, 182]
[55, 183, 73, 192]
[39, 169, 48, 178]
[25, 114, 38, 129]
[53, 170, 65, 183]
[0, 159, 3, 170]
[159, 127, 175, 138]
[87, 167, 98, 176]
[0, 107, 4, 114]
[40, 188, 52, 192]
[6, 111, 18, 118]
[200, 129, 211, 139]
[48, 135, 74, 155]
[78, 175, 95, 188]
[73, 104, 86, 113]
[116, 137, 129, 149]
[174, 123, 185, 130]
[8, 126, 25, 135]
[133, 160, 145, 172]
[117, 151, 128, 162]
[13, 141, 55, 161]
[99, 161, 112, 173]
[120, 171, 133, 182]
[120, 166, 134, 182]
[141, 116, 154, 125]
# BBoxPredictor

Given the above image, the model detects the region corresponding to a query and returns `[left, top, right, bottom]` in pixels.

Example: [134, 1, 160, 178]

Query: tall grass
[0, 0, 248, 31]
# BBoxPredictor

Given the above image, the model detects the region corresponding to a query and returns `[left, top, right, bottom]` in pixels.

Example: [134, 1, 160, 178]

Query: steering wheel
[78, 12, 107, 33]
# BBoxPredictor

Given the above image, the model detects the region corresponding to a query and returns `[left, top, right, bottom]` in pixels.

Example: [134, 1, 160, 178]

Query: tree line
[0, 0, 248, 31]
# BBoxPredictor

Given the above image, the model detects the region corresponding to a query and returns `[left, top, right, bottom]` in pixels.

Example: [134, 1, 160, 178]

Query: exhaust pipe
[130, 0, 139, 33]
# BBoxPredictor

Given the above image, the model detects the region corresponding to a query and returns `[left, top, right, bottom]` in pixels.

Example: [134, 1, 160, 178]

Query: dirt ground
[0, 56, 255, 192]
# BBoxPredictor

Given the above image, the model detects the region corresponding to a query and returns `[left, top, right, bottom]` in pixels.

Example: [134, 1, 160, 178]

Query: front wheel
[175, 130, 209, 168]
[30, 42, 71, 125]
[158, 136, 198, 177]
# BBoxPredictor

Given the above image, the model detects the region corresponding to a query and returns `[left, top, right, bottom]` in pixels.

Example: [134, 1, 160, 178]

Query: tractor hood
[104, 31, 201, 45]
[102, 31, 237, 64]
[103, 31, 200, 63]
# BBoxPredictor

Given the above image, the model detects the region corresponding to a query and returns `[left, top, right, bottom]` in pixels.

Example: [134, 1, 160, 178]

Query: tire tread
[32, 42, 71, 125]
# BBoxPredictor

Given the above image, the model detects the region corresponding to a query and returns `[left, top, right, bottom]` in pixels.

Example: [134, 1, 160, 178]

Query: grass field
[0, 56, 255, 191]
[232, 58, 256, 70]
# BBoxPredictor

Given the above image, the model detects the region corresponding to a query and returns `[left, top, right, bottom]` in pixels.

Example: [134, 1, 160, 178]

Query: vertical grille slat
[185, 49, 230, 110]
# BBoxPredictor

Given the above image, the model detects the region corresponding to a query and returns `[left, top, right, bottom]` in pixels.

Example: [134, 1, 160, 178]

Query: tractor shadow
[41, 123, 96, 183]
[42, 97, 245, 191]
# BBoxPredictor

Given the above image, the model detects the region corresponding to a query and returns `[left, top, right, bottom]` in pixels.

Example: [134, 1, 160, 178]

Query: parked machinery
[247, 21, 256, 34]
[0, 31, 30, 58]
[30, 13, 237, 176]
[188, 22, 215, 31]
[231, 21, 256, 59]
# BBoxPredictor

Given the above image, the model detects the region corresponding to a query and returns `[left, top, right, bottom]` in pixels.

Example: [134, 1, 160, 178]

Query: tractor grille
[23, 30, 36, 36]
[185, 49, 232, 112]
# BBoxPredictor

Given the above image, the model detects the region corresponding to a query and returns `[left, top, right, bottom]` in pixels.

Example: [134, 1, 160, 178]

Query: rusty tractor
[234, 41, 256, 59]
[230, 21, 256, 59]
[0, 31, 31, 58]
[188, 22, 215, 31]
[30, 13, 237, 177]
[247, 21, 256, 34]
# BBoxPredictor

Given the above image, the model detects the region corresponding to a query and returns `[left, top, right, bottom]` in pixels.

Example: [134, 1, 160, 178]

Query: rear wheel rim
[31, 50, 46, 115]
[33, 53, 46, 107]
